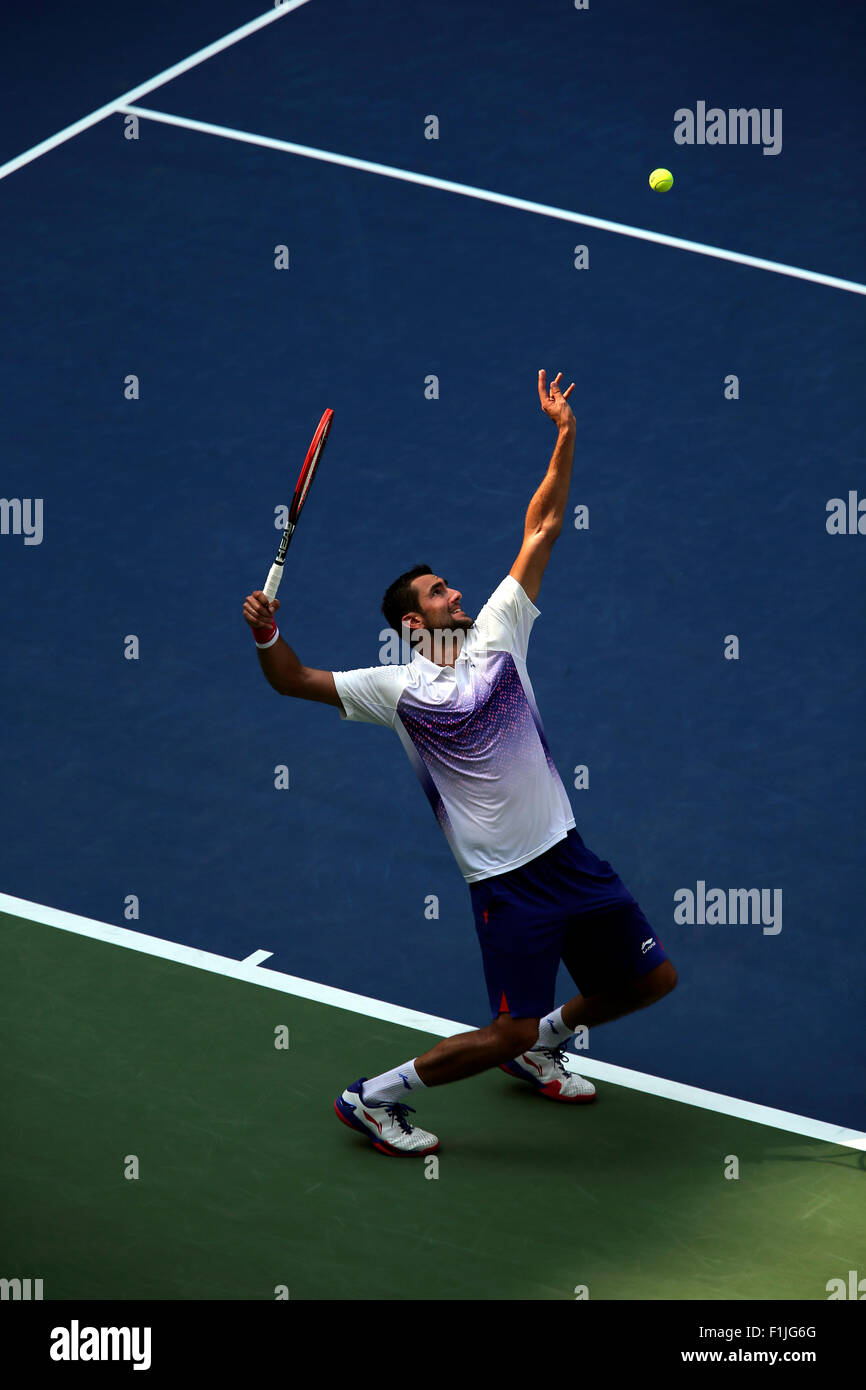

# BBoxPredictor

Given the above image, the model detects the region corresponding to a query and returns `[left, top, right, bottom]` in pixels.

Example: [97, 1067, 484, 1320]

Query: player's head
[382, 565, 473, 637]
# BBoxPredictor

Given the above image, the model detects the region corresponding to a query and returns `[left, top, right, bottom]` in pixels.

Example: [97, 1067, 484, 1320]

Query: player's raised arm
[242, 590, 344, 708]
[509, 369, 576, 603]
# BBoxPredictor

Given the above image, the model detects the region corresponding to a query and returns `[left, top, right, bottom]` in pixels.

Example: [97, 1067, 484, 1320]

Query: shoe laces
[383, 1102, 416, 1134]
[536, 1045, 570, 1075]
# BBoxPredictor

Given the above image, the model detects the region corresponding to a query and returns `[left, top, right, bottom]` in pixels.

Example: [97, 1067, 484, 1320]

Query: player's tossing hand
[538, 369, 576, 430]
[243, 590, 280, 630]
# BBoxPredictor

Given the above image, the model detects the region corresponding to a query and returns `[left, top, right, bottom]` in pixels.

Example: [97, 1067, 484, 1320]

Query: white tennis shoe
[334, 1079, 440, 1156]
[500, 1046, 597, 1102]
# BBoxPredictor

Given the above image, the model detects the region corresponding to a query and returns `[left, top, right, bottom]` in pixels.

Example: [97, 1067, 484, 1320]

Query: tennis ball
[649, 168, 674, 192]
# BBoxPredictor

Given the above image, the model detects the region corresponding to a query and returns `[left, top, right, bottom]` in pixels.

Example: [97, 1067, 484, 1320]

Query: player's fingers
[563, 382, 576, 399]
[244, 599, 270, 624]
[537, 368, 547, 405]
[251, 591, 276, 610]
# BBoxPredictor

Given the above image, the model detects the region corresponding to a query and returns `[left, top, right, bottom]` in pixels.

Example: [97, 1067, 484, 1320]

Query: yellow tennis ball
[649, 168, 674, 192]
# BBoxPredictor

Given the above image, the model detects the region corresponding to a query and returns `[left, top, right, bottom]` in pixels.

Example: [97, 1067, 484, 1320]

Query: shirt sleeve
[471, 575, 541, 663]
[332, 664, 407, 727]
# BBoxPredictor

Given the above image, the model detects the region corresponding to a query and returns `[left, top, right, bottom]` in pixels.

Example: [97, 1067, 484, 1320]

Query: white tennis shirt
[333, 575, 575, 882]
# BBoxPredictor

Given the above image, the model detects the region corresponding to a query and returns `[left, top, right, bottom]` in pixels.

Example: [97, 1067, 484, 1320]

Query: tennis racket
[263, 408, 334, 601]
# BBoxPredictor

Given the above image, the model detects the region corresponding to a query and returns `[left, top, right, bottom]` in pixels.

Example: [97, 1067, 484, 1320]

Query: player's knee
[644, 960, 678, 1002]
[626, 960, 677, 1006]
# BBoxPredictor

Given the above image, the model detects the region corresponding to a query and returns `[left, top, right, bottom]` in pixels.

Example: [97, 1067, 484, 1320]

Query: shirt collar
[410, 633, 475, 677]
[410, 651, 456, 678]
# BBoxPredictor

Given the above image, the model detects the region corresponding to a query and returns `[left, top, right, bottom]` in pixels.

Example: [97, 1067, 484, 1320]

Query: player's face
[409, 574, 473, 632]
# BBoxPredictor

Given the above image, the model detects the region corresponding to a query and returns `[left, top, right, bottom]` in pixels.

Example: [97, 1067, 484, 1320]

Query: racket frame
[262, 410, 333, 602]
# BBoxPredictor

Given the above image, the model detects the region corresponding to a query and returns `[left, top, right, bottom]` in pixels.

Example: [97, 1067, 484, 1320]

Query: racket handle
[263, 562, 284, 602]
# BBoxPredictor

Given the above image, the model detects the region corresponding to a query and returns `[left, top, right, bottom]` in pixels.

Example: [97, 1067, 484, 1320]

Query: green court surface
[1, 909, 863, 1301]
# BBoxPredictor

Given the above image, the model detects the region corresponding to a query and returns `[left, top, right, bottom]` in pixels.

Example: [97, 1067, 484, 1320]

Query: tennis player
[242, 370, 677, 1156]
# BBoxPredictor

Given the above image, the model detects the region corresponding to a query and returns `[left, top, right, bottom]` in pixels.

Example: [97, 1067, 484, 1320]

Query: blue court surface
[1, 0, 864, 1134]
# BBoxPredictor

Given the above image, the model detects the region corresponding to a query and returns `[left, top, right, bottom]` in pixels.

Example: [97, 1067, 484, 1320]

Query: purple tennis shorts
[469, 827, 667, 1018]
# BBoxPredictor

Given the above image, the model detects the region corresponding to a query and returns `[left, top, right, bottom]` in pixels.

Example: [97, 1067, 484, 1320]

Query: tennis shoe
[334, 1079, 439, 1156]
[500, 1046, 597, 1102]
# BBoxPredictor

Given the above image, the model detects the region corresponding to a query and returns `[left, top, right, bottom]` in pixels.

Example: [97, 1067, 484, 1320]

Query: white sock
[530, 1005, 574, 1051]
[361, 1059, 425, 1105]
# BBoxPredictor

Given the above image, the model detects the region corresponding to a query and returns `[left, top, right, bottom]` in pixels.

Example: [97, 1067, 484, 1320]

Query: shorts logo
[640, 938, 655, 955]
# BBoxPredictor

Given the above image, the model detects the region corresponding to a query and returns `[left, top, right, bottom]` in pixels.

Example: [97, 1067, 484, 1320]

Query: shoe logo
[362, 1110, 383, 1134]
[523, 1054, 543, 1075]
[641, 937, 655, 955]
[398, 1072, 412, 1090]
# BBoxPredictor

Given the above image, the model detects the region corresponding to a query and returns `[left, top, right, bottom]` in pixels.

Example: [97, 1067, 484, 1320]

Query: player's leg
[558, 903, 677, 1033]
[455, 914, 600, 1102]
[497, 905, 676, 1104]
[334, 1014, 540, 1156]
[559, 959, 677, 1031]
[458, 853, 601, 1101]
[512, 830, 677, 1042]
[333, 951, 546, 1155]
[411, 903, 573, 1089]
[412, 1012, 540, 1087]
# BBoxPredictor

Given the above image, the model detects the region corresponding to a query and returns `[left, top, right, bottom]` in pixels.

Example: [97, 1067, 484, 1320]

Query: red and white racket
[263, 408, 334, 600]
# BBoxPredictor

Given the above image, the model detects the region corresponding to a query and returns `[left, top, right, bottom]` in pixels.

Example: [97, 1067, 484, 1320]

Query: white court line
[0, 0, 312, 183]
[2, 889, 864, 1151]
[118, 104, 866, 297]
[242, 948, 273, 966]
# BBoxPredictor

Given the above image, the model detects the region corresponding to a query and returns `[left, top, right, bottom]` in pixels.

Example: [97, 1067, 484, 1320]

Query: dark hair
[381, 564, 433, 633]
